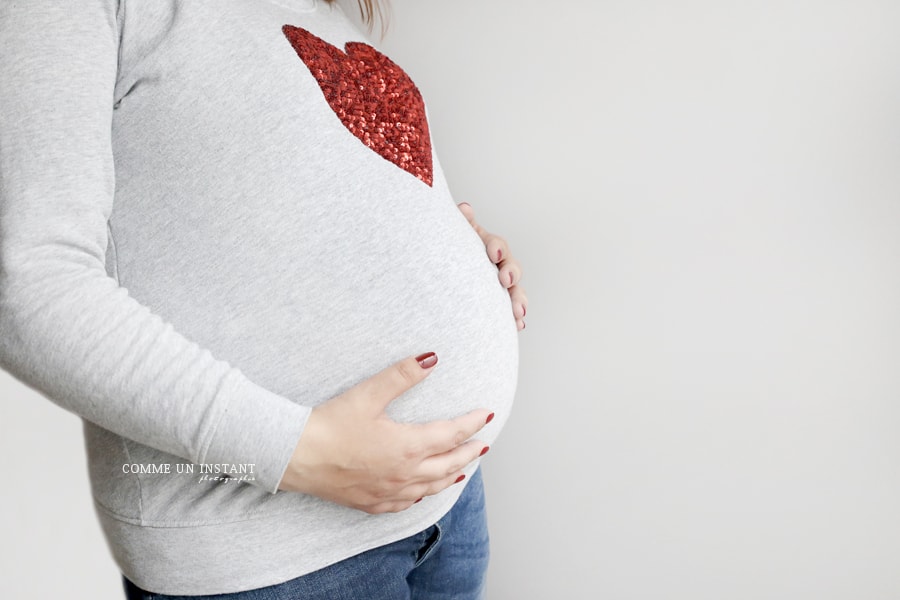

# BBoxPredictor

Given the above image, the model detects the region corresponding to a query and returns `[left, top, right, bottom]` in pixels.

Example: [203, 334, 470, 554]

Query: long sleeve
[0, 1, 309, 493]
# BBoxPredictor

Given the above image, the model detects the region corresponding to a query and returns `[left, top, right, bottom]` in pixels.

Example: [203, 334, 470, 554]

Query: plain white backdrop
[2, 1, 900, 598]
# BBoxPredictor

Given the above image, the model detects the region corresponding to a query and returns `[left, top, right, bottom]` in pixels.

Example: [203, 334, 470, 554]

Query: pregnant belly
[261, 193, 520, 441]
[118, 186, 519, 448]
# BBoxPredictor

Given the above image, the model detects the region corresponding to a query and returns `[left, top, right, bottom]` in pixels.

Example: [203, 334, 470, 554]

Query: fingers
[359, 437, 487, 514]
[376, 448, 484, 514]
[457, 203, 521, 284]
[409, 471, 474, 509]
[468, 204, 522, 292]
[484, 233, 510, 266]
[498, 256, 522, 289]
[509, 284, 528, 320]
[345, 352, 438, 416]
[497, 250, 527, 331]
[457, 201, 478, 230]
[457, 201, 490, 247]
[412, 407, 494, 456]
[355, 438, 486, 514]
[415, 438, 489, 483]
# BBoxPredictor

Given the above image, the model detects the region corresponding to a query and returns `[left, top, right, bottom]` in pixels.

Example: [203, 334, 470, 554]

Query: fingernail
[496, 249, 503, 262]
[508, 272, 514, 286]
[479, 446, 490, 457]
[485, 412, 495, 424]
[416, 352, 437, 369]
[414, 497, 423, 504]
[522, 305, 526, 317]
[459, 202, 471, 208]
[455, 474, 466, 483]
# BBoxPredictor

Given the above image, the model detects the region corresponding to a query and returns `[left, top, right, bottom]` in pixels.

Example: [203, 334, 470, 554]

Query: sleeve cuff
[201, 371, 311, 494]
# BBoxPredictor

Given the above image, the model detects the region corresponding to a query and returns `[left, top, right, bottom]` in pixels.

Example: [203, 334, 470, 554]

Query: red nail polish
[416, 352, 437, 369]
[455, 474, 466, 483]
[479, 446, 490, 457]
[485, 412, 495, 424]
[414, 497, 423, 504]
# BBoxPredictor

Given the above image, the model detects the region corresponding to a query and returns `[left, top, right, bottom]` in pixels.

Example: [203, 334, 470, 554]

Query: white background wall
[3, 1, 900, 598]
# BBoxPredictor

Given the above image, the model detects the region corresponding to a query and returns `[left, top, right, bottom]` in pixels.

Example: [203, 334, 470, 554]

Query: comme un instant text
[122, 463, 256, 475]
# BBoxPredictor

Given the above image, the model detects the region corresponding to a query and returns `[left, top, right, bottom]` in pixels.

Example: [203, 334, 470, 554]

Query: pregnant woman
[0, 0, 525, 598]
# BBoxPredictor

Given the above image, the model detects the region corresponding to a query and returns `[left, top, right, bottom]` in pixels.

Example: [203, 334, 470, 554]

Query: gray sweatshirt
[0, 0, 518, 595]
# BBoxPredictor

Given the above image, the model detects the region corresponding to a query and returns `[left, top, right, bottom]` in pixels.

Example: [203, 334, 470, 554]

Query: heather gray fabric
[0, 0, 518, 594]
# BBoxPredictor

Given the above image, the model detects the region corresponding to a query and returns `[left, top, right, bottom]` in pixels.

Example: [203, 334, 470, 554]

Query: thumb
[457, 202, 488, 245]
[457, 201, 477, 226]
[344, 352, 438, 416]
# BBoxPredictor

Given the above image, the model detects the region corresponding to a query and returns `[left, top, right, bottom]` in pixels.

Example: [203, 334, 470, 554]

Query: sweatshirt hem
[94, 478, 468, 596]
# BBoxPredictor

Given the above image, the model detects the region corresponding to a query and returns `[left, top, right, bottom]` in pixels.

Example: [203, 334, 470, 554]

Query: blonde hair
[325, 0, 388, 32]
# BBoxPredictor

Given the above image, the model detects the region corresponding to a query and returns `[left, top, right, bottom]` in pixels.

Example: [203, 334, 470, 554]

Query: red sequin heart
[282, 25, 433, 186]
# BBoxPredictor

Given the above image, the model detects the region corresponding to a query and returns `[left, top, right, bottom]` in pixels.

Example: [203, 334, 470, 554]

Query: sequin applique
[282, 25, 433, 186]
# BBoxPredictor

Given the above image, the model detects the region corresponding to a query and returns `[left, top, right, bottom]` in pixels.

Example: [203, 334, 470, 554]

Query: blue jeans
[122, 468, 489, 599]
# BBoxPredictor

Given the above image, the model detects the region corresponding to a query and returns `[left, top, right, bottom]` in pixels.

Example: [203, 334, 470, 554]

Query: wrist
[277, 407, 327, 494]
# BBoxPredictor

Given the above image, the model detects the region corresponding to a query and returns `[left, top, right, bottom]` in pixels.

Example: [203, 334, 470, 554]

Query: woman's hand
[457, 202, 528, 330]
[278, 352, 493, 514]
